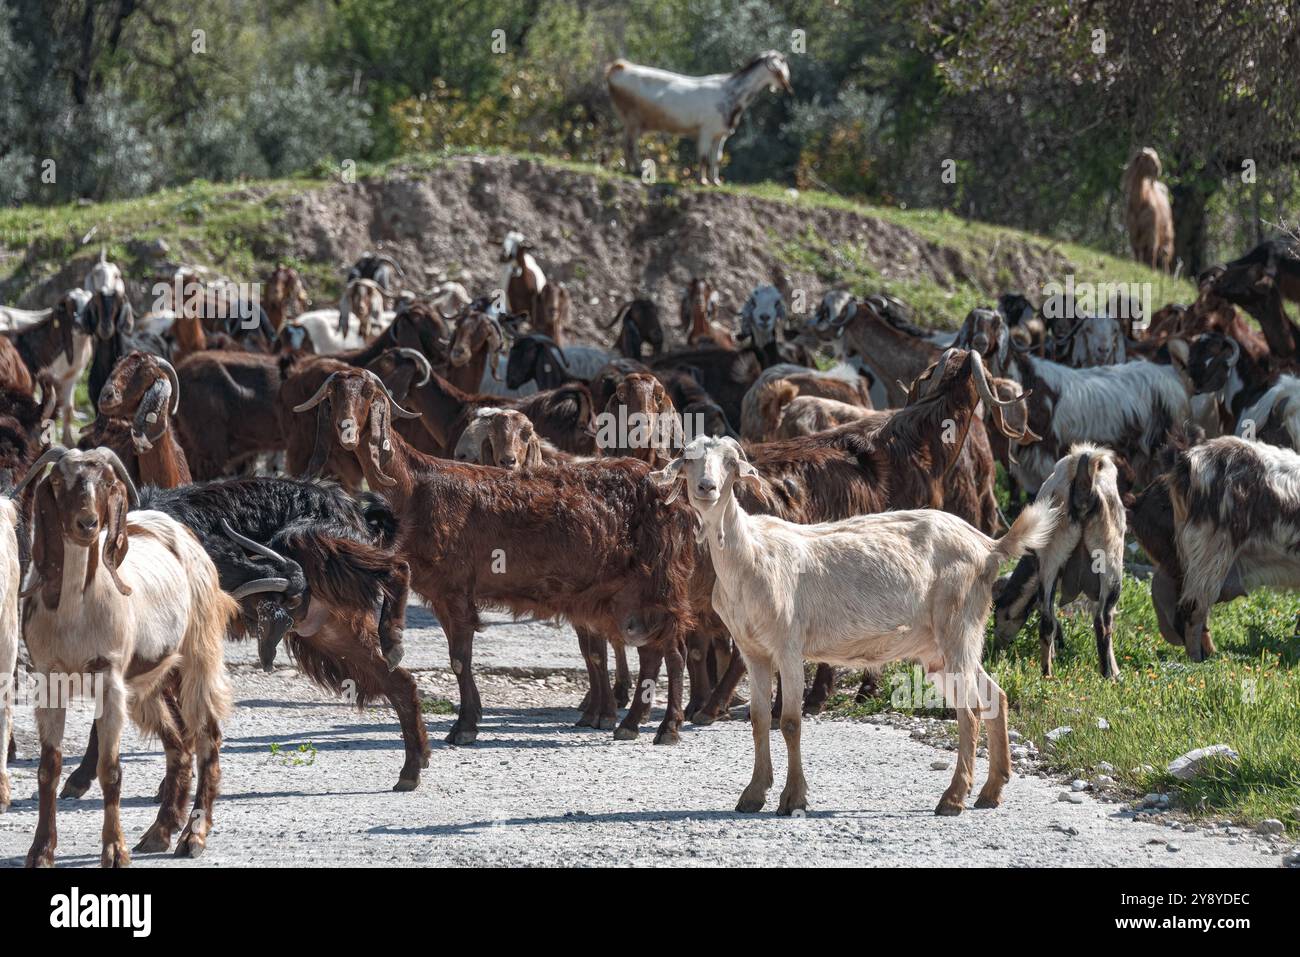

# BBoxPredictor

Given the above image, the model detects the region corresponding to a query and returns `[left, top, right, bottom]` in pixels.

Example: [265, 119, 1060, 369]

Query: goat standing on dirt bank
[605, 51, 792, 185]
[653, 436, 1056, 816]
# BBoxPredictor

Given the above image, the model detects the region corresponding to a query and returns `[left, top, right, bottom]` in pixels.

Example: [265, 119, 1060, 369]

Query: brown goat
[280, 348, 433, 490]
[598, 372, 678, 468]
[174, 351, 284, 479]
[680, 278, 734, 348]
[1123, 148, 1175, 272]
[537, 282, 572, 345]
[294, 367, 699, 745]
[0, 335, 33, 396]
[78, 352, 190, 486]
[264, 263, 310, 331]
[446, 310, 506, 394]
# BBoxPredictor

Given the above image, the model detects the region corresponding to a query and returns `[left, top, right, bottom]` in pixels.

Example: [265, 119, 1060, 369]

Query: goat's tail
[177, 533, 236, 734]
[991, 499, 1059, 565]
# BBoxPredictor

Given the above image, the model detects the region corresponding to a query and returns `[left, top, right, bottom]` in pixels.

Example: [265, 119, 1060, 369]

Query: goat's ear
[101, 481, 133, 598]
[29, 478, 64, 610]
[650, 458, 686, 503]
[304, 396, 333, 479]
[523, 437, 545, 469]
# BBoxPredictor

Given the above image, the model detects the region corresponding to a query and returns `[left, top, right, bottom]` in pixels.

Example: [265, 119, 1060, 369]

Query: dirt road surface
[0, 605, 1287, 867]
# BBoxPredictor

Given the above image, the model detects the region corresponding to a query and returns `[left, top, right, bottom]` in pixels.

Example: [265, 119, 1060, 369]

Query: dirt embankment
[6, 155, 1081, 345]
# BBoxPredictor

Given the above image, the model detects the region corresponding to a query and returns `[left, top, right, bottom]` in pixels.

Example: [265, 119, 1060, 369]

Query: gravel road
[0, 605, 1289, 867]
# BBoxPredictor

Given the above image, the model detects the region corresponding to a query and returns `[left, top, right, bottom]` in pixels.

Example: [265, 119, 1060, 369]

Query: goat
[0, 495, 17, 813]
[85, 253, 140, 418]
[826, 295, 941, 407]
[536, 282, 572, 345]
[293, 367, 699, 745]
[264, 263, 310, 331]
[608, 299, 664, 359]
[4, 290, 92, 446]
[650, 345, 763, 432]
[1210, 237, 1300, 360]
[741, 363, 872, 442]
[499, 232, 548, 321]
[597, 371, 678, 468]
[0, 335, 32, 395]
[78, 352, 190, 486]
[339, 278, 387, 339]
[992, 445, 1126, 676]
[282, 308, 380, 355]
[174, 351, 284, 479]
[447, 309, 507, 394]
[18, 447, 235, 865]
[506, 333, 612, 391]
[681, 279, 733, 348]
[1123, 147, 1175, 272]
[772, 391, 876, 439]
[346, 252, 404, 296]
[653, 435, 1053, 815]
[1154, 435, 1300, 660]
[689, 349, 1030, 722]
[280, 349, 432, 489]
[605, 51, 792, 185]
[998, 338, 1193, 495]
[737, 284, 789, 362]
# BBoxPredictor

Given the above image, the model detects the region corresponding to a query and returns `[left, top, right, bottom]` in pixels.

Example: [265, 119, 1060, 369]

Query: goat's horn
[93, 447, 139, 506]
[392, 348, 432, 386]
[11, 445, 69, 499]
[971, 350, 1022, 407]
[437, 303, 460, 321]
[155, 356, 181, 414]
[293, 371, 342, 412]
[231, 577, 291, 600]
[363, 369, 421, 419]
[221, 519, 290, 564]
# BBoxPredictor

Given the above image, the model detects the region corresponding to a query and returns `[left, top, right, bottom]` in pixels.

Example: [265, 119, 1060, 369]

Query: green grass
[828, 576, 1300, 830]
[420, 697, 456, 715]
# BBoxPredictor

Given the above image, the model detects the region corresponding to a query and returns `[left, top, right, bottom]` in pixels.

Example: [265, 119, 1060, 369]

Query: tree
[913, 0, 1300, 272]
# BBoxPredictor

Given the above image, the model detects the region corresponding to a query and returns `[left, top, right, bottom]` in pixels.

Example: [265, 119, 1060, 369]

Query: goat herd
[0, 229, 1297, 868]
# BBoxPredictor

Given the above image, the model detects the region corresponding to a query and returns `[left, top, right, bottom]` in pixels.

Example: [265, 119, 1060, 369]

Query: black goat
[60, 477, 429, 796]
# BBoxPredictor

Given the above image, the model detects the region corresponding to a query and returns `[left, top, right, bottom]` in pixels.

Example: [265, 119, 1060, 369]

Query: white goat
[283, 308, 393, 354]
[652, 435, 1056, 816]
[0, 305, 53, 331]
[1237, 374, 1300, 450]
[992, 445, 1126, 677]
[605, 51, 792, 185]
[0, 496, 19, 814]
[18, 447, 235, 866]
[738, 284, 787, 351]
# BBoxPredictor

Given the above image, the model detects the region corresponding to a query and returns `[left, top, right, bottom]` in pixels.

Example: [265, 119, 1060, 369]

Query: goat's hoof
[735, 795, 766, 813]
[934, 799, 965, 816]
[133, 829, 171, 854]
[26, 849, 55, 868]
[574, 713, 595, 728]
[613, 726, 639, 741]
[973, 793, 1003, 810]
[653, 726, 680, 746]
[174, 834, 206, 858]
[595, 716, 616, 731]
[445, 727, 478, 746]
[690, 709, 717, 726]
[101, 842, 131, 868]
[393, 777, 420, 793]
[383, 644, 405, 671]
[59, 778, 91, 800]
[777, 797, 808, 817]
